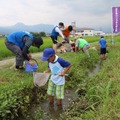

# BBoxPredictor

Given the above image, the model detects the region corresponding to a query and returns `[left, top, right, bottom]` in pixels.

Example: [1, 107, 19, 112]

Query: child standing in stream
[40, 48, 71, 109]
[98, 35, 107, 60]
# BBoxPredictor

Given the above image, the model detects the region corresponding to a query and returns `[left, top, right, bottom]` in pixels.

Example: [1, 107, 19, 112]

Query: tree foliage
[30, 32, 46, 37]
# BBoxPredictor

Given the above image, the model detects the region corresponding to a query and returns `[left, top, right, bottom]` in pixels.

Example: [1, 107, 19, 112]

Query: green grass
[59, 37, 120, 120]
[0, 35, 114, 60]
[0, 50, 99, 119]
[0, 35, 120, 119]
[0, 37, 106, 60]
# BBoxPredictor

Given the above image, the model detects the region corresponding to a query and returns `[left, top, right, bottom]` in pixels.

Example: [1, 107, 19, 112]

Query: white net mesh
[33, 72, 50, 87]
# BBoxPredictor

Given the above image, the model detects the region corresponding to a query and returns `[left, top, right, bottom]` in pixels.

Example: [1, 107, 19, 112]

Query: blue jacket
[51, 26, 59, 36]
[7, 31, 34, 49]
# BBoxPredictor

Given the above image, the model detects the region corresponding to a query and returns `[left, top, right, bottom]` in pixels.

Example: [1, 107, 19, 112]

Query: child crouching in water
[41, 48, 72, 109]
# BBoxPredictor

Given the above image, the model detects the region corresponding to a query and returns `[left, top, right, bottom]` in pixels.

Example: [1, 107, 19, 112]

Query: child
[75, 33, 90, 57]
[98, 36, 107, 60]
[62, 25, 73, 43]
[41, 48, 71, 108]
[50, 22, 65, 52]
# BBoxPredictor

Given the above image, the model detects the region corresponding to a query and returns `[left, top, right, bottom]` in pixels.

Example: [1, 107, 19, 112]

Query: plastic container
[25, 62, 38, 72]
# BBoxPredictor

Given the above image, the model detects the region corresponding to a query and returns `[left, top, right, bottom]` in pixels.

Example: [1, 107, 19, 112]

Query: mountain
[0, 22, 54, 35]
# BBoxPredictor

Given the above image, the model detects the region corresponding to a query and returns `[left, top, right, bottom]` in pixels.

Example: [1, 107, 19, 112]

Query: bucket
[25, 59, 38, 72]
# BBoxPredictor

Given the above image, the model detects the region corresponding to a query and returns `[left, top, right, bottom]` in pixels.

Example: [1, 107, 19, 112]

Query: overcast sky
[0, 0, 119, 32]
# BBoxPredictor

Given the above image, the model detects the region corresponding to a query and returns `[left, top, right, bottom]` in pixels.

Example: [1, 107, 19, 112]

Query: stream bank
[22, 61, 102, 120]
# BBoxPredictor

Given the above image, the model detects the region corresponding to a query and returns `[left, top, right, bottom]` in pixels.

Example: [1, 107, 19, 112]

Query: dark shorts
[51, 36, 58, 44]
[100, 48, 106, 54]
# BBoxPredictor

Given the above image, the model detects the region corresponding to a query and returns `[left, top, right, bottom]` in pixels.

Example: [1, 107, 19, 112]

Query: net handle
[31, 58, 38, 66]
[24, 58, 38, 66]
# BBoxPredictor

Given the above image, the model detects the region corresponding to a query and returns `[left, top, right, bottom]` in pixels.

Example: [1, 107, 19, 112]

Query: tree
[40, 32, 46, 37]
[30, 32, 46, 37]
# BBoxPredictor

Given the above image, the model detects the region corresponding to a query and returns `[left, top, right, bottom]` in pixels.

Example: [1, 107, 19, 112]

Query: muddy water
[35, 89, 77, 120]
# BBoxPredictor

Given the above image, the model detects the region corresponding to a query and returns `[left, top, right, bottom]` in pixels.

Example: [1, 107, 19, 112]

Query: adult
[5, 31, 43, 70]
[98, 35, 107, 60]
[75, 33, 90, 57]
[51, 22, 65, 52]
[62, 25, 73, 43]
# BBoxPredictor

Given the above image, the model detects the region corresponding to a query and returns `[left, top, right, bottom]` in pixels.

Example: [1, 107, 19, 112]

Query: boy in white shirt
[41, 48, 71, 108]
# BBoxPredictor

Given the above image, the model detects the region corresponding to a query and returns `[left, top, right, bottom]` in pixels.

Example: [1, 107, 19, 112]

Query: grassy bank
[0, 50, 99, 119]
[0, 35, 120, 119]
[59, 39, 120, 120]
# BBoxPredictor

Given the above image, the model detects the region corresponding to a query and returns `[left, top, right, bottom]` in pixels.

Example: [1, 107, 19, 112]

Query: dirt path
[0, 42, 98, 69]
[0, 52, 43, 69]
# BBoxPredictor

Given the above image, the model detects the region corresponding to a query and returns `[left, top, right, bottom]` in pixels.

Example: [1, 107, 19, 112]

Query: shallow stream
[25, 62, 102, 120]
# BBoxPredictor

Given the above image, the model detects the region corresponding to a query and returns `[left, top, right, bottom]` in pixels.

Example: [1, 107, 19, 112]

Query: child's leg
[47, 80, 55, 104]
[83, 45, 90, 57]
[51, 36, 58, 53]
[56, 85, 64, 106]
[103, 54, 106, 60]
[49, 96, 54, 104]
[100, 54, 103, 60]
[53, 44, 57, 53]
[48, 96, 55, 111]
[103, 48, 107, 60]
[57, 99, 63, 110]
[57, 99, 62, 106]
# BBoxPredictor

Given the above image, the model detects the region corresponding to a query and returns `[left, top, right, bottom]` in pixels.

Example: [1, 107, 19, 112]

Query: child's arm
[98, 43, 101, 50]
[75, 39, 81, 52]
[55, 27, 65, 39]
[60, 64, 72, 76]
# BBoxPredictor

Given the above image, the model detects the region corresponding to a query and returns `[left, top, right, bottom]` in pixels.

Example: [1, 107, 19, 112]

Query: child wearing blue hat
[41, 48, 71, 108]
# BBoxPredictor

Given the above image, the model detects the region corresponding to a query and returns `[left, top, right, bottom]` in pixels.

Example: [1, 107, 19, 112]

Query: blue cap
[41, 48, 55, 61]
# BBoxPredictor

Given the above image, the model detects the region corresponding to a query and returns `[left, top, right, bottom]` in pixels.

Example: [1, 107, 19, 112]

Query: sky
[0, 0, 119, 32]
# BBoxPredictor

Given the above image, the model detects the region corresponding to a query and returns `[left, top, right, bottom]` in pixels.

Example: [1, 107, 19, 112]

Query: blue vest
[51, 26, 59, 36]
[7, 31, 34, 49]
